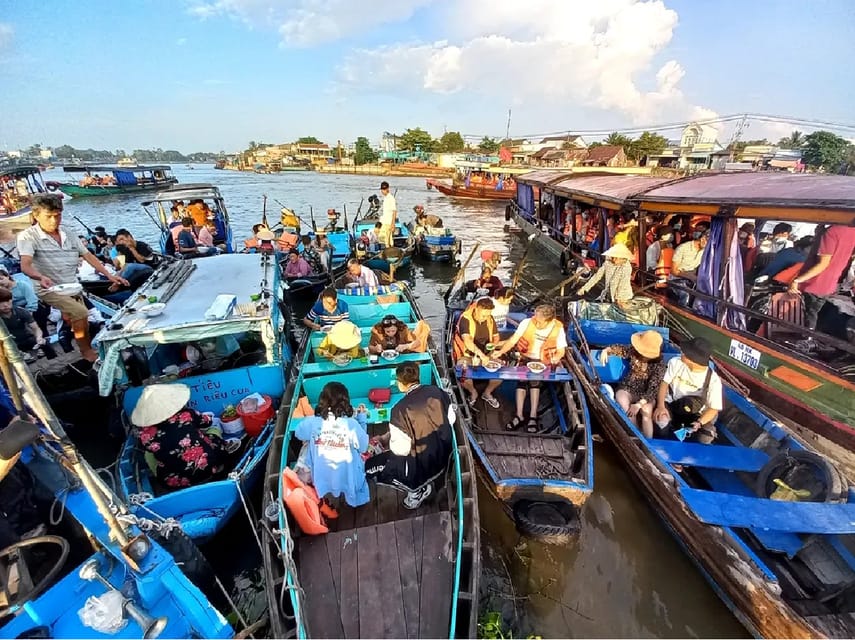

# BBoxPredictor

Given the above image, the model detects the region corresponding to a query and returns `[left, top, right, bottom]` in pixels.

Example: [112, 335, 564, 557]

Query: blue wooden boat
[142, 183, 236, 255]
[442, 296, 593, 542]
[95, 252, 291, 542]
[260, 285, 480, 638]
[353, 218, 415, 274]
[567, 315, 855, 638]
[0, 329, 232, 639]
[412, 225, 462, 263]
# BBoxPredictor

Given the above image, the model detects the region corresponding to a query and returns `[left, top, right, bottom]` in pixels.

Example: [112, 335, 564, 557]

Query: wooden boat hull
[567, 318, 855, 638]
[427, 178, 515, 201]
[415, 236, 461, 262]
[261, 286, 480, 639]
[55, 177, 178, 198]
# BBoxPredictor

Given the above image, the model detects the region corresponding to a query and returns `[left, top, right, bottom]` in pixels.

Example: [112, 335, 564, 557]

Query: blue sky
[2, 0, 853, 153]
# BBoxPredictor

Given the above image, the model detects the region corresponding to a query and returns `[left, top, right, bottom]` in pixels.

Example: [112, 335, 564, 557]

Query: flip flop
[481, 394, 500, 409]
[504, 416, 524, 431]
[525, 418, 539, 434]
[467, 396, 479, 407]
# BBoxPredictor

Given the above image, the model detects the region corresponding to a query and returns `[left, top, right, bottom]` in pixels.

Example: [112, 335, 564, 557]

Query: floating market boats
[48, 165, 177, 198]
[441, 290, 592, 541]
[511, 170, 855, 472]
[95, 252, 291, 542]
[261, 285, 480, 639]
[0, 326, 233, 639]
[353, 205, 414, 274]
[0, 166, 51, 230]
[567, 313, 855, 638]
[142, 183, 236, 254]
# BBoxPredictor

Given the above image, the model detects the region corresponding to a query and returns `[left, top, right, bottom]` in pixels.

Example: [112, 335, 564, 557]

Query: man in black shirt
[115, 229, 155, 289]
[0, 289, 44, 359]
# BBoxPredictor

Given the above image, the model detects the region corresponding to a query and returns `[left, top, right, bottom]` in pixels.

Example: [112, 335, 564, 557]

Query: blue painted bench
[302, 352, 431, 376]
[681, 487, 855, 534]
[309, 323, 419, 351]
[347, 301, 416, 327]
[648, 439, 770, 472]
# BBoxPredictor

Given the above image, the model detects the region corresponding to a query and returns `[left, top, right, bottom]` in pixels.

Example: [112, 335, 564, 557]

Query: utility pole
[505, 109, 512, 142]
[727, 114, 749, 163]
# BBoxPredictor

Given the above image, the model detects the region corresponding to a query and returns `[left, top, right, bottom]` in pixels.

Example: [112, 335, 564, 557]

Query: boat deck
[296, 483, 453, 639]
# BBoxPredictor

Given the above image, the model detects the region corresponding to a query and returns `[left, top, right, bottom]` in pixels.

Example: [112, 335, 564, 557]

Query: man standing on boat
[17, 194, 127, 362]
[379, 181, 397, 248]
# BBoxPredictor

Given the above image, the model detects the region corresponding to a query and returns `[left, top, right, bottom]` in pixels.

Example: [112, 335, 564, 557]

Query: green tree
[53, 145, 76, 159]
[777, 130, 804, 149]
[296, 136, 322, 145]
[397, 128, 435, 152]
[353, 136, 378, 165]
[629, 131, 669, 162]
[604, 132, 634, 159]
[437, 131, 465, 153]
[478, 136, 499, 153]
[802, 130, 850, 172]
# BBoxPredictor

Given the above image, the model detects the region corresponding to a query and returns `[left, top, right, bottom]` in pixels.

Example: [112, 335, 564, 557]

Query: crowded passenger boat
[48, 165, 178, 198]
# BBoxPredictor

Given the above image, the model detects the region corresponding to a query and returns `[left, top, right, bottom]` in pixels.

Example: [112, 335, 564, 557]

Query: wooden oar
[444, 242, 480, 303]
[510, 233, 537, 290]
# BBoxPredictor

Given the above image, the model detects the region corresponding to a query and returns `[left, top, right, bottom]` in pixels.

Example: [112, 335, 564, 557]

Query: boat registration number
[728, 339, 761, 369]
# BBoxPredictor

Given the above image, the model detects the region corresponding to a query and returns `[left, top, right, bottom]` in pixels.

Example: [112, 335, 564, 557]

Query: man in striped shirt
[303, 287, 350, 330]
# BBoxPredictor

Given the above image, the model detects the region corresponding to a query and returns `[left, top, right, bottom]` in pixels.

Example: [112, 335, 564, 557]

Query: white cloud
[0, 23, 13, 49]
[338, 0, 715, 129]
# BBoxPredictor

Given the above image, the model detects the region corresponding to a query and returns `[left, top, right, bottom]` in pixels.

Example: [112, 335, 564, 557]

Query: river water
[45, 165, 747, 638]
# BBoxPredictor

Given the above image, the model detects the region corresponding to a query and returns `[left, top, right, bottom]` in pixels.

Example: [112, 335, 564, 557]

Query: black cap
[682, 337, 713, 365]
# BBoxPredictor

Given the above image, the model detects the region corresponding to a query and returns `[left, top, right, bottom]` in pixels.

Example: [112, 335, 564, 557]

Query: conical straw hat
[130, 384, 191, 427]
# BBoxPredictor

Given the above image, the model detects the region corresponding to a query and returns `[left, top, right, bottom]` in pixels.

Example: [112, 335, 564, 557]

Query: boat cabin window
[119, 331, 266, 386]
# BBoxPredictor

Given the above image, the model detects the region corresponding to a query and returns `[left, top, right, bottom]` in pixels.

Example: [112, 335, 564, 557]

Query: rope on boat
[115, 511, 183, 538]
[230, 471, 264, 555]
[261, 491, 307, 636]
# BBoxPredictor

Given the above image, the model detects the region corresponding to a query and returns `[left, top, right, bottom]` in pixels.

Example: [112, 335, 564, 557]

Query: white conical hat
[130, 384, 191, 427]
[602, 243, 634, 261]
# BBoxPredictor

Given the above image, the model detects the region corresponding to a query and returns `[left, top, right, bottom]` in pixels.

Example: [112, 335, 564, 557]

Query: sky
[2, 0, 854, 153]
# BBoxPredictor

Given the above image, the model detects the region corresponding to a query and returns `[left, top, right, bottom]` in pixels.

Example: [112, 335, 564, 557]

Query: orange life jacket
[655, 246, 674, 287]
[281, 467, 328, 536]
[452, 305, 498, 361]
[517, 319, 563, 362]
[584, 219, 598, 244]
[277, 232, 299, 251]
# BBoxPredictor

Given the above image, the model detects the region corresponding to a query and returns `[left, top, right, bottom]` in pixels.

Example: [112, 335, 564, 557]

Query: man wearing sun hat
[575, 243, 634, 305]
[654, 336, 723, 444]
[318, 320, 364, 359]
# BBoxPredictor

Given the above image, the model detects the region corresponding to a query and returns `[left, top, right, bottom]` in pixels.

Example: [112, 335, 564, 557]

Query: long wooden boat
[567, 315, 855, 638]
[0, 165, 52, 231]
[427, 178, 516, 201]
[49, 165, 177, 198]
[441, 293, 593, 539]
[512, 170, 855, 469]
[353, 217, 414, 274]
[261, 285, 480, 639]
[0, 327, 232, 639]
[95, 252, 291, 542]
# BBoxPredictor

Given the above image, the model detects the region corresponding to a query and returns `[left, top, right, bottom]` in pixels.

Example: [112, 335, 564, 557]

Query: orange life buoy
[281, 467, 328, 535]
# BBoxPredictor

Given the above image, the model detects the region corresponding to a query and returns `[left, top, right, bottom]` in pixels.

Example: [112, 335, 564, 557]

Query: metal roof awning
[63, 164, 172, 173]
[143, 183, 221, 205]
[551, 174, 674, 206]
[517, 169, 574, 187]
[0, 166, 43, 178]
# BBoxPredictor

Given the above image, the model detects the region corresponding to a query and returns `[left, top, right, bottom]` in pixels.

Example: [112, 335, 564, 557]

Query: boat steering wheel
[0, 535, 70, 618]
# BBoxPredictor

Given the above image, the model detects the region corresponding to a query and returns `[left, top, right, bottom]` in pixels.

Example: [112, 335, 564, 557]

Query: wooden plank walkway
[296, 511, 454, 638]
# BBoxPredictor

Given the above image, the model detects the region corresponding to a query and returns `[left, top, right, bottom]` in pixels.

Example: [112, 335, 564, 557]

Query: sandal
[504, 416, 524, 431]
[481, 394, 500, 409]
[467, 395, 479, 407]
[525, 418, 539, 434]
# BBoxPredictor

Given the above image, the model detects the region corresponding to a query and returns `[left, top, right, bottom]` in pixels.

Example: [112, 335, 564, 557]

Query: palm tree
[778, 130, 804, 149]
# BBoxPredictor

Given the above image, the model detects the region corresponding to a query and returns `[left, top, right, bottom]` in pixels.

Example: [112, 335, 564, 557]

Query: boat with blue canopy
[566, 312, 855, 638]
[48, 165, 178, 198]
[260, 284, 480, 639]
[95, 252, 292, 542]
[0, 326, 233, 639]
[442, 290, 593, 542]
[0, 166, 51, 231]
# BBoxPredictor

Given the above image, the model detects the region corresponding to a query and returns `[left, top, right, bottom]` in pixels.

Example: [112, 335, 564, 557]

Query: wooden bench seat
[648, 439, 770, 472]
[303, 352, 430, 376]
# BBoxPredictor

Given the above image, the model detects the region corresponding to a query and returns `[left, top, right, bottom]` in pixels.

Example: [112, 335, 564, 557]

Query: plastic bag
[294, 442, 312, 485]
[78, 590, 127, 633]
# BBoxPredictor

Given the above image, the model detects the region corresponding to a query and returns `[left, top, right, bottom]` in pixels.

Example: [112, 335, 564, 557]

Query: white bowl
[380, 350, 398, 361]
[48, 283, 83, 296]
[139, 302, 167, 317]
[483, 360, 502, 373]
[526, 361, 547, 374]
[333, 354, 352, 367]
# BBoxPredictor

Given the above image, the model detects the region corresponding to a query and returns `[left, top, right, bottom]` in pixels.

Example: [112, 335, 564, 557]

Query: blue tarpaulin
[693, 218, 745, 328]
[516, 184, 535, 219]
[114, 171, 138, 186]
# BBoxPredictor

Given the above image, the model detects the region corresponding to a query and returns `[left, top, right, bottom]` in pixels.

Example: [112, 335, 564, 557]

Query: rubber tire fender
[755, 450, 847, 504]
[505, 204, 512, 221]
[45, 182, 60, 192]
[512, 499, 580, 545]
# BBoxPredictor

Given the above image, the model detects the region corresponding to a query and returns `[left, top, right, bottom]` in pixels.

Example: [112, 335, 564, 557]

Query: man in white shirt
[345, 258, 379, 288]
[669, 225, 709, 306]
[379, 181, 397, 248]
[653, 337, 723, 443]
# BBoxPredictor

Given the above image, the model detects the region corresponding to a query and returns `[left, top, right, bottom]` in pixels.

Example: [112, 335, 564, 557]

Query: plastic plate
[526, 361, 547, 373]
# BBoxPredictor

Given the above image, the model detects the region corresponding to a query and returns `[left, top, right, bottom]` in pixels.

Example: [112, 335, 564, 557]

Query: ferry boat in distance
[47, 164, 177, 198]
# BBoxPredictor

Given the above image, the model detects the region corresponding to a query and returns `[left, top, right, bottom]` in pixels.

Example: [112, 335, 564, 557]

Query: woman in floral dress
[130, 383, 231, 490]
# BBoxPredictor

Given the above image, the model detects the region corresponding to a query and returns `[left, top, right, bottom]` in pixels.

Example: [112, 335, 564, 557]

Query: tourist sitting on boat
[575, 243, 634, 306]
[284, 249, 312, 278]
[599, 330, 666, 438]
[0, 265, 38, 314]
[301, 235, 325, 274]
[294, 381, 370, 508]
[18, 194, 127, 362]
[753, 235, 814, 283]
[369, 314, 419, 355]
[0, 289, 46, 361]
[176, 217, 202, 257]
[364, 362, 454, 509]
[737, 222, 756, 262]
[304, 288, 349, 331]
[492, 303, 567, 433]
[313, 232, 332, 271]
[197, 220, 217, 249]
[466, 265, 503, 297]
[452, 297, 502, 408]
[645, 225, 674, 287]
[490, 287, 516, 330]
[130, 384, 234, 490]
[481, 250, 501, 271]
[186, 199, 209, 226]
[653, 337, 722, 444]
[343, 258, 379, 288]
[668, 223, 709, 306]
[317, 320, 364, 359]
